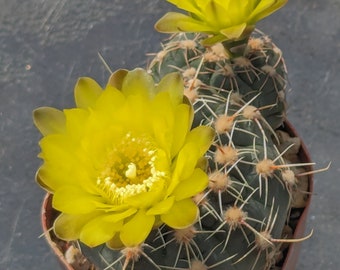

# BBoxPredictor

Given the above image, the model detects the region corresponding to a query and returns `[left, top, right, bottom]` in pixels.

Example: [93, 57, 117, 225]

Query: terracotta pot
[281, 121, 313, 270]
[41, 121, 313, 270]
[41, 193, 74, 270]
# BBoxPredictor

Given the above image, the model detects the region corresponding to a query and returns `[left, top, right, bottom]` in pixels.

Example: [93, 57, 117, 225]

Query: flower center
[97, 132, 167, 204]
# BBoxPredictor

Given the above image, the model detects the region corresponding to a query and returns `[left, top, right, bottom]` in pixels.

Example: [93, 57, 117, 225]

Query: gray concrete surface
[0, 0, 339, 269]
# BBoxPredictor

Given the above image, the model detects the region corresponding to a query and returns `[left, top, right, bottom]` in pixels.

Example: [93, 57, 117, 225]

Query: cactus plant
[36, 1, 322, 270]
[84, 1, 310, 269]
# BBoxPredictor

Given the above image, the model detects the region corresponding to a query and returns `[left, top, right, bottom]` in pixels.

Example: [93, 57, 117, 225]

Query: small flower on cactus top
[33, 68, 214, 249]
[155, 0, 287, 45]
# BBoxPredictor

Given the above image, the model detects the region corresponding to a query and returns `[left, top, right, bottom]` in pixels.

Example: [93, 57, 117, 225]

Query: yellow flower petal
[204, 0, 229, 27]
[170, 104, 192, 158]
[121, 68, 155, 99]
[125, 188, 165, 209]
[195, 0, 213, 11]
[120, 209, 155, 246]
[38, 134, 76, 168]
[185, 125, 215, 157]
[161, 198, 198, 229]
[33, 107, 66, 136]
[35, 166, 51, 192]
[155, 72, 184, 106]
[80, 125, 124, 166]
[74, 77, 103, 109]
[172, 142, 200, 180]
[64, 108, 89, 139]
[157, 0, 287, 45]
[53, 186, 104, 214]
[196, 156, 208, 171]
[39, 134, 97, 193]
[172, 168, 208, 201]
[155, 12, 214, 33]
[220, 23, 248, 40]
[152, 148, 171, 174]
[54, 212, 98, 241]
[36, 164, 69, 192]
[249, 0, 287, 23]
[106, 233, 124, 250]
[103, 208, 138, 220]
[146, 196, 175, 216]
[224, 0, 248, 22]
[124, 93, 153, 134]
[94, 85, 126, 116]
[167, 141, 200, 197]
[107, 69, 128, 89]
[151, 92, 175, 156]
[80, 215, 123, 247]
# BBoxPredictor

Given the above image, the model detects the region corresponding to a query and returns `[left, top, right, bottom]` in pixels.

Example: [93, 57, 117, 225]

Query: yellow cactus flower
[155, 0, 287, 45]
[34, 68, 214, 249]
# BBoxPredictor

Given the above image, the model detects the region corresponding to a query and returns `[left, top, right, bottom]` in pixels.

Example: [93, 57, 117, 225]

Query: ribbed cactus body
[79, 32, 297, 270]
